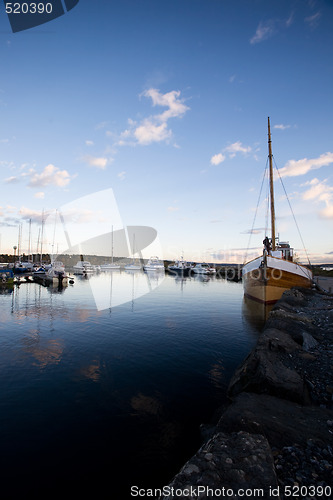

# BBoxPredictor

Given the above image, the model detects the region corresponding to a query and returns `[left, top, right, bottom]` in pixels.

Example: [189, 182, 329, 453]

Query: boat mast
[111, 225, 114, 264]
[268, 117, 276, 251]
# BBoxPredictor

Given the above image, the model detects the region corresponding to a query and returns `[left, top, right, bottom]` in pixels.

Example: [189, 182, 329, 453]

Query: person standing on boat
[263, 236, 271, 254]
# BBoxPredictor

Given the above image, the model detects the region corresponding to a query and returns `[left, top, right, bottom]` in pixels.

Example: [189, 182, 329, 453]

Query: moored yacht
[73, 260, 94, 274]
[143, 256, 164, 272]
[13, 261, 34, 274]
[192, 263, 215, 275]
[168, 257, 192, 276]
[45, 261, 69, 285]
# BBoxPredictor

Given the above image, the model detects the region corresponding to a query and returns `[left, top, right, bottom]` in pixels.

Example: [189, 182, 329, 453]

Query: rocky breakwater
[160, 288, 333, 500]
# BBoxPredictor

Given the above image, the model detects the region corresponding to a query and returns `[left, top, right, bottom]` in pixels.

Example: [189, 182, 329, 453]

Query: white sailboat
[124, 234, 142, 271]
[101, 225, 120, 270]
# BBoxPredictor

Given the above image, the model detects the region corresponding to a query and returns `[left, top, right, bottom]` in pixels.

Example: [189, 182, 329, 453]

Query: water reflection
[27, 338, 64, 369]
[89, 269, 165, 311]
[79, 359, 103, 383]
[131, 392, 162, 416]
[0, 271, 260, 498]
[242, 296, 273, 332]
[208, 360, 226, 390]
[0, 284, 14, 295]
[193, 274, 211, 284]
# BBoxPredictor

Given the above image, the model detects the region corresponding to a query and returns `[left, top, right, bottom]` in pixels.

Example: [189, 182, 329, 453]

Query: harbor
[0, 267, 261, 498]
[0, 252, 332, 498]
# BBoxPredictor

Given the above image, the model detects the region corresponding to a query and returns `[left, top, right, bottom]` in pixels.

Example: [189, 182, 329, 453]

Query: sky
[0, 0, 332, 264]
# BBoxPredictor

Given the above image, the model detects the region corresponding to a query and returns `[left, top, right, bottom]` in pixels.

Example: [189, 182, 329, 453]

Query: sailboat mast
[268, 117, 276, 251]
[111, 225, 114, 264]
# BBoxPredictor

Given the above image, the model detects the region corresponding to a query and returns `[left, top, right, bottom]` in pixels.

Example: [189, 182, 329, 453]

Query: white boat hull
[100, 264, 121, 270]
[124, 265, 142, 271]
[242, 255, 313, 304]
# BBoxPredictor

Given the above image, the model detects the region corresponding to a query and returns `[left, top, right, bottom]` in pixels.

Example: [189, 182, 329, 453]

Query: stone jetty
[160, 287, 333, 500]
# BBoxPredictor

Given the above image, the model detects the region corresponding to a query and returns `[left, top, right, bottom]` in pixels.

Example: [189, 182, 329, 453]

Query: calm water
[0, 271, 261, 498]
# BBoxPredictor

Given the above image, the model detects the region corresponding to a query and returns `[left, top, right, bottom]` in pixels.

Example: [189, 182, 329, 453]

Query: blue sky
[0, 0, 332, 264]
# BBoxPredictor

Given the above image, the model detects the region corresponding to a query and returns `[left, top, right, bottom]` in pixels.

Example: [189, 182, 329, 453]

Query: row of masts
[14, 215, 46, 263]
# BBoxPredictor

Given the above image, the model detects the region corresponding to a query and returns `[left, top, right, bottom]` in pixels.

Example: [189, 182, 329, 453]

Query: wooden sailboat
[242, 117, 313, 304]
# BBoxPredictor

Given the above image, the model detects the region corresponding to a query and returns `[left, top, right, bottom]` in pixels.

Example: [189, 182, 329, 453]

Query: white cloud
[320, 205, 333, 219]
[95, 121, 109, 130]
[210, 153, 226, 166]
[28, 164, 72, 187]
[28, 163, 71, 187]
[118, 88, 189, 146]
[250, 15, 293, 44]
[305, 11, 321, 29]
[250, 21, 275, 44]
[279, 152, 333, 178]
[286, 12, 294, 28]
[83, 155, 109, 169]
[302, 178, 333, 220]
[167, 206, 179, 212]
[4, 164, 72, 189]
[34, 192, 45, 199]
[274, 124, 290, 130]
[85, 140, 94, 146]
[302, 178, 333, 202]
[4, 176, 20, 184]
[18, 207, 45, 224]
[225, 141, 252, 157]
[118, 171, 126, 181]
[143, 88, 189, 122]
[210, 141, 252, 166]
[134, 120, 171, 145]
[0, 160, 14, 169]
[241, 228, 265, 235]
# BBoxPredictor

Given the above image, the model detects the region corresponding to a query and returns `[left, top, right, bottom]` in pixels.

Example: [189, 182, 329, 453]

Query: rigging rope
[244, 159, 268, 265]
[273, 157, 312, 267]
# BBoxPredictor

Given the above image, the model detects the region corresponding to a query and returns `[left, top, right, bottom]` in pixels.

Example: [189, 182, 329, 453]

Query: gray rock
[302, 331, 318, 351]
[159, 431, 279, 499]
[217, 393, 333, 448]
[227, 328, 310, 404]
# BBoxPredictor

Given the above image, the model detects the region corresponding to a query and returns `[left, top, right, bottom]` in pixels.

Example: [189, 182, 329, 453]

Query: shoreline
[159, 286, 333, 499]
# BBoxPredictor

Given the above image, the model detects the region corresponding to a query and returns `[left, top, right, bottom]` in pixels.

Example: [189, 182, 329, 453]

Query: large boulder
[228, 328, 311, 404]
[217, 392, 332, 448]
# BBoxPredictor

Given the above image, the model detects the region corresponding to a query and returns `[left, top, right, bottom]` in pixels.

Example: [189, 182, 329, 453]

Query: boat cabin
[264, 237, 294, 261]
[276, 242, 293, 261]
